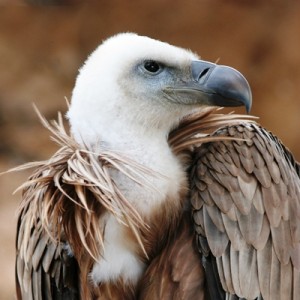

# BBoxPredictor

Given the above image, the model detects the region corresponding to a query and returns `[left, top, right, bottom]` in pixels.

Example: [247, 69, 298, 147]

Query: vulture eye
[143, 60, 162, 74]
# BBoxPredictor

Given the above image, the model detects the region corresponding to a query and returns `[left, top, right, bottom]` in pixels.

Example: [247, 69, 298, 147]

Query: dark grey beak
[163, 60, 252, 113]
[191, 60, 252, 112]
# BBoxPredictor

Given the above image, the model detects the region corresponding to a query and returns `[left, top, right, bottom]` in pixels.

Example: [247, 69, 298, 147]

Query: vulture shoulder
[190, 122, 300, 299]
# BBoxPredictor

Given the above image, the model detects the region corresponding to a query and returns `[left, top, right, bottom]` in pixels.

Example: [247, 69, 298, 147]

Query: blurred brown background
[0, 0, 300, 298]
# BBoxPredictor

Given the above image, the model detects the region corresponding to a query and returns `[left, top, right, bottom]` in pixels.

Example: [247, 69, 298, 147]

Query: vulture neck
[91, 118, 186, 213]
[83, 115, 187, 287]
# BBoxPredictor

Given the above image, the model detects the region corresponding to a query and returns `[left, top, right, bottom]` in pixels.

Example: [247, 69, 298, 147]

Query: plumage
[9, 33, 300, 299]
[191, 123, 300, 299]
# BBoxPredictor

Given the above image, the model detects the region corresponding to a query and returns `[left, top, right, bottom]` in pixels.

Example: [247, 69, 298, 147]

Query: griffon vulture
[13, 33, 300, 300]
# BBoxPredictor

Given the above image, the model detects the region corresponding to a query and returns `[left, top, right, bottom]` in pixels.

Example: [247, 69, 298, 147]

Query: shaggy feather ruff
[10, 106, 256, 289]
[13, 108, 159, 264]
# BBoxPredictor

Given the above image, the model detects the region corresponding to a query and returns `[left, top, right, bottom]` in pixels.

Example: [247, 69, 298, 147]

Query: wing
[190, 122, 300, 299]
[16, 206, 79, 300]
[138, 211, 207, 300]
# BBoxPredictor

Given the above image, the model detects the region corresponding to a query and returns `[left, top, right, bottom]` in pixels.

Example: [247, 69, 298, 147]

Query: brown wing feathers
[138, 212, 207, 300]
[190, 123, 300, 299]
[15, 214, 79, 300]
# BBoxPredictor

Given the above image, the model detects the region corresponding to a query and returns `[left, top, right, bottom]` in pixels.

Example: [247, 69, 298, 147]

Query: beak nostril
[198, 68, 210, 83]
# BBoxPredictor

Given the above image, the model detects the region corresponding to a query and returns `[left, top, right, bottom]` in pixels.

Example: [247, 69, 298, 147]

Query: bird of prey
[14, 33, 300, 300]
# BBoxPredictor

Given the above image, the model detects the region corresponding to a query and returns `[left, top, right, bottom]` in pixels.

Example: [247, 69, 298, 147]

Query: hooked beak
[163, 60, 252, 113]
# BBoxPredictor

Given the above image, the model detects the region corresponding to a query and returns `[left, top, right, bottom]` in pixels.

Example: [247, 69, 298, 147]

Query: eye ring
[143, 60, 162, 74]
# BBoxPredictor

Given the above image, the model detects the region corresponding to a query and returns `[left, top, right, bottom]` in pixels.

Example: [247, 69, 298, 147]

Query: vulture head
[67, 32, 251, 150]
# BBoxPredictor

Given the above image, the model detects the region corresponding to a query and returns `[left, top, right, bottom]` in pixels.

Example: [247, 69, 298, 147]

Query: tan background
[0, 0, 300, 298]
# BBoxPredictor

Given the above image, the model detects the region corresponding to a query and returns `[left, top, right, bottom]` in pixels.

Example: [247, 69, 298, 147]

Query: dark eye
[143, 60, 161, 73]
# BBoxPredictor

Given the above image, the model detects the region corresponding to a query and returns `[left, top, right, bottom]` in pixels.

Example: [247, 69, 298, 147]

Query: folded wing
[190, 123, 300, 299]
